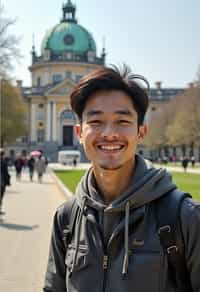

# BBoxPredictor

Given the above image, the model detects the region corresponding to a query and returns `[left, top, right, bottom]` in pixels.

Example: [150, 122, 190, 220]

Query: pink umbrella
[30, 150, 41, 157]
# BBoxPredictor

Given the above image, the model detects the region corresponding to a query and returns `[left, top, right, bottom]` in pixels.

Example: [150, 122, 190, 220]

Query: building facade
[20, 1, 105, 161]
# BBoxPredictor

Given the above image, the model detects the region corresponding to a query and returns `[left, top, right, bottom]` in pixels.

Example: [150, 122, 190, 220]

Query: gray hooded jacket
[44, 155, 200, 292]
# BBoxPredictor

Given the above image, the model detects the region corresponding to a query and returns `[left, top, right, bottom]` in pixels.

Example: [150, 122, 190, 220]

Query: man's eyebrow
[86, 110, 103, 117]
[114, 109, 134, 116]
[86, 109, 134, 118]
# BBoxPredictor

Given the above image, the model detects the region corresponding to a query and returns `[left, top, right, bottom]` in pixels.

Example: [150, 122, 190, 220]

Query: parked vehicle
[58, 150, 81, 165]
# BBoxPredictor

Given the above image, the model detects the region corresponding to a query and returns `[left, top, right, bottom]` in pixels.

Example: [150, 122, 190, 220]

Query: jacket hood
[75, 154, 176, 212]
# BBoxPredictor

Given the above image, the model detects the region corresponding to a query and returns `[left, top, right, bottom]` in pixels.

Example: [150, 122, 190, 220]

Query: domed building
[21, 1, 106, 161]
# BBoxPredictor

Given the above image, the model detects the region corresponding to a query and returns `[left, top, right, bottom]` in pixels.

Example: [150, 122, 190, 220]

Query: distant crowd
[148, 155, 196, 172]
[0, 149, 48, 214]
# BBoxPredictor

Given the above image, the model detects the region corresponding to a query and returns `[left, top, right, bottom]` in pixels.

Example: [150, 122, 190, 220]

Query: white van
[58, 150, 81, 165]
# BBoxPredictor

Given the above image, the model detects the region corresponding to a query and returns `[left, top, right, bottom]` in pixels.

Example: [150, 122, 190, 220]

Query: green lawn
[55, 170, 86, 193]
[55, 170, 200, 201]
[172, 172, 200, 201]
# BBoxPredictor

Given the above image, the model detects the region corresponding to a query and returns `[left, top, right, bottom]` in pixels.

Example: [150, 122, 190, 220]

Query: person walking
[35, 154, 46, 183]
[191, 156, 195, 167]
[14, 155, 24, 181]
[44, 65, 200, 292]
[27, 156, 35, 181]
[0, 149, 10, 214]
[182, 156, 189, 172]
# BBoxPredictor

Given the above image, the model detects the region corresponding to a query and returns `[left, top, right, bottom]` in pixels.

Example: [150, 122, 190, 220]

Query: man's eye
[119, 120, 131, 125]
[88, 120, 102, 125]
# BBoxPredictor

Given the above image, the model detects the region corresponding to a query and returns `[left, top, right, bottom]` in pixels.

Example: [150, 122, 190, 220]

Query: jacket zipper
[100, 209, 109, 292]
[102, 254, 108, 291]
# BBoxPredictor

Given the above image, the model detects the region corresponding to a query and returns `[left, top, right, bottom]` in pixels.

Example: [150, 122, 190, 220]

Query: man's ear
[138, 124, 148, 141]
[75, 124, 82, 139]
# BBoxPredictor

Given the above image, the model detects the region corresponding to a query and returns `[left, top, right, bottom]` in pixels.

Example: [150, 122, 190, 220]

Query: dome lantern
[62, 0, 77, 23]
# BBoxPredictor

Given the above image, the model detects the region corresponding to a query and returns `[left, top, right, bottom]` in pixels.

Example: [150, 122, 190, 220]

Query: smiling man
[44, 66, 200, 292]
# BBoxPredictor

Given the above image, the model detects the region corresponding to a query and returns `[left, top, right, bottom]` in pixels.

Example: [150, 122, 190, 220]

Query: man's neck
[93, 159, 136, 204]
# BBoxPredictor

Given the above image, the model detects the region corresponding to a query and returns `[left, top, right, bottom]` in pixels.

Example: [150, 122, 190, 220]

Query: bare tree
[166, 86, 200, 156]
[144, 99, 177, 157]
[0, 2, 20, 77]
[0, 79, 27, 147]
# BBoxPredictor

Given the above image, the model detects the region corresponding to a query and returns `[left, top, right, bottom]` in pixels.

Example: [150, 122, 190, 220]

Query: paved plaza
[0, 168, 67, 292]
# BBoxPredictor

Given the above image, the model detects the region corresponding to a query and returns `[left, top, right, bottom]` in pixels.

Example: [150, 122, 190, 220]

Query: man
[44, 66, 200, 291]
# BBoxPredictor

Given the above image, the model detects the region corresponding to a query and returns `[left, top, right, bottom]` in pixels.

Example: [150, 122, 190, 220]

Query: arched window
[61, 110, 76, 123]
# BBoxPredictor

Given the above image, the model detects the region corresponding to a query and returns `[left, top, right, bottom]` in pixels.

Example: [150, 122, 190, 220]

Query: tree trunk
[0, 135, 4, 148]
[164, 145, 169, 157]
[199, 146, 200, 162]
[189, 142, 194, 156]
[181, 144, 186, 157]
[158, 147, 162, 158]
[172, 146, 177, 156]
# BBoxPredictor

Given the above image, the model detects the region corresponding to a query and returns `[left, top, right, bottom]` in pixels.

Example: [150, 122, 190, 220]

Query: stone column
[52, 101, 57, 141]
[46, 101, 51, 141]
[30, 103, 36, 141]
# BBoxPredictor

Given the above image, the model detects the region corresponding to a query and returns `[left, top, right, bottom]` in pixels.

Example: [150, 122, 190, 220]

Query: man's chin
[98, 163, 123, 171]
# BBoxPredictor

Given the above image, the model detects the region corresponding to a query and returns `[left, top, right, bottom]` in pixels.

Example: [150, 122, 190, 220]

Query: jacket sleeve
[181, 198, 200, 292]
[43, 205, 67, 292]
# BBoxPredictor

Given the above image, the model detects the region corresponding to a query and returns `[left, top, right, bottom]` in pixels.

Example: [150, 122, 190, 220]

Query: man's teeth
[99, 145, 123, 150]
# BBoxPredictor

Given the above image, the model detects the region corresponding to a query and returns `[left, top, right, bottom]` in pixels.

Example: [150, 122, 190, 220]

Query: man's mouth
[96, 144, 125, 152]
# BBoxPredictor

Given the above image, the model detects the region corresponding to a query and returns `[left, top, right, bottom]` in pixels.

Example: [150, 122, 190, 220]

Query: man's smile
[95, 143, 126, 153]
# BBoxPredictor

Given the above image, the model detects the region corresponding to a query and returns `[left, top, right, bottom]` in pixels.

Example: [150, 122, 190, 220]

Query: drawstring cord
[70, 197, 86, 276]
[122, 201, 130, 276]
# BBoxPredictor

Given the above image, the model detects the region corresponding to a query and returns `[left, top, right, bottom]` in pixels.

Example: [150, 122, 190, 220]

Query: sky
[3, 0, 200, 88]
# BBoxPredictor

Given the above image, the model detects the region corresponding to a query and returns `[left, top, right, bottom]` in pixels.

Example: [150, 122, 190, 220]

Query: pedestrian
[14, 155, 24, 181]
[182, 156, 189, 172]
[27, 156, 35, 181]
[191, 156, 195, 167]
[35, 154, 46, 183]
[73, 157, 77, 167]
[44, 65, 200, 292]
[0, 149, 10, 214]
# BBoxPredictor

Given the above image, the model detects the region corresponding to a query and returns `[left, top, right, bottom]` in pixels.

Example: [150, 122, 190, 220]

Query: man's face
[79, 90, 147, 171]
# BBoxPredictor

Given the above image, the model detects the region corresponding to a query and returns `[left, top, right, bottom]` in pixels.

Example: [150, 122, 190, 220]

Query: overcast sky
[4, 0, 200, 88]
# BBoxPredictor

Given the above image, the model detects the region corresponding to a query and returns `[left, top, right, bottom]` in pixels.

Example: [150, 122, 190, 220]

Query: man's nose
[101, 123, 119, 139]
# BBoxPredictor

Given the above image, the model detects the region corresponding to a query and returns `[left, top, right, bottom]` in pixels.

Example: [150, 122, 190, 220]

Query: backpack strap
[155, 189, 193, 292]
[62, 197, 79, 249]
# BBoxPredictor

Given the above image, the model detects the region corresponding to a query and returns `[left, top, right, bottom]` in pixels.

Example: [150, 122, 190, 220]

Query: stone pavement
[0, 168, 67, 292]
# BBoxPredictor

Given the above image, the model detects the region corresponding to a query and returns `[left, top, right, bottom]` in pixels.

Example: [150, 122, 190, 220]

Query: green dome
[41, 22, 96, 55]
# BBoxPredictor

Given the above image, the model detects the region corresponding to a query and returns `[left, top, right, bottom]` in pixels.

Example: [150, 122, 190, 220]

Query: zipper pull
[103, 255, 108, 270]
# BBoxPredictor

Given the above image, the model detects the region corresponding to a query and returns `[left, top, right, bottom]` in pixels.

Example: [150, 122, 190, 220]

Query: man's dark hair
[70, 64, 150, 126]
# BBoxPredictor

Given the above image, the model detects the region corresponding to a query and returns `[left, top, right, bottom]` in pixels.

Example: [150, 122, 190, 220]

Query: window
[67, 52, 72, 60]
[37, 129, 45, 143]
[64, 34, 74, 45]
[44, 49, 50, 61]
[38, 104, 45, 121]
[53, 74, 62, 84]
[61, 110, 76, 122]
[65, 71, 72, 79]
[21, 136, 28, 143]
[87, 51, 95, 62]
[37, 77, 41, 87]
[76, 75, 82, 82]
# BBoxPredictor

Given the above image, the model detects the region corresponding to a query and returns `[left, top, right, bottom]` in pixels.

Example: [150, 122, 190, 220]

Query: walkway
[0, 169, 66, 292]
